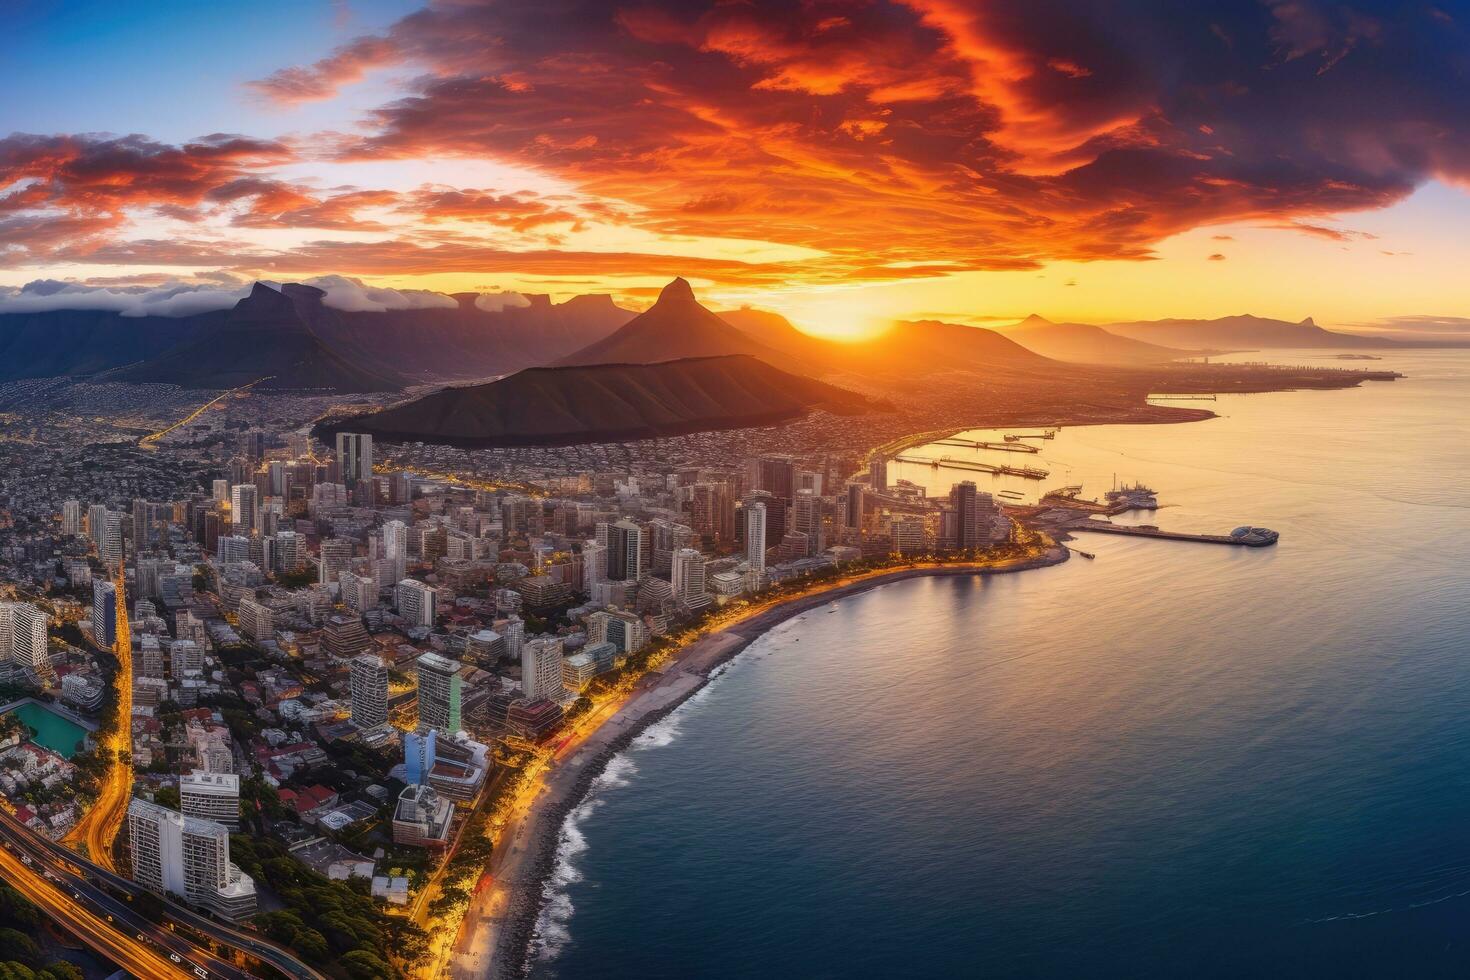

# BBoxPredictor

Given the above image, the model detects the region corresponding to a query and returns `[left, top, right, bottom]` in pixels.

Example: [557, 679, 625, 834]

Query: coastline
[450, 543, 1070, 979]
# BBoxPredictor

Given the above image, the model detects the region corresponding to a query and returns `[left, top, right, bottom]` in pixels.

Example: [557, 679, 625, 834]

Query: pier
[894, 454, 1049, 480]
[1067, 521, 1277, 547]
[932, 438, 1041, 454]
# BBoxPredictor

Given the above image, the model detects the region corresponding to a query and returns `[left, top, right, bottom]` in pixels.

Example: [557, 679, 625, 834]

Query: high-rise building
[127, 799, 256, 921]
[335, 433, 374, 485]
[91, 578, 117, 647]
[61, 499, 82, 537]
[0, 602, 49, 677]
[180, 770, 240, 831]
[845, 483, 866, 529]
[948, 481, 995, 550]
[404, 729, 437, 787]
[745, 501, 767, 573]
[319, 537, 354, 586]
[603, 520, 642, 582]
[757, 454, 797, 503]
[416, 652, 463, 734]
[349, 654, 389, 731]
[87, 503, 108, 549]
[521, 637, 564, 702]
[671, 548, 710, 609]
[383, 520, 408, 560]
[100, 510, 124, 566]
[791, 490, 823, 556]
[869, 456, 888, 492]
[230, 484, 257, 536]
[396, 579, 437, 627]
[236, 595, 273, 642]
[212, 479, 230, 504]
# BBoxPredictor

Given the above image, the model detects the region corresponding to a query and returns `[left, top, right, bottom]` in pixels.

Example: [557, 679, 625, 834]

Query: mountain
[862, 318, 1053, 376]
[306, 290, 634, 381]
[557, 278, 779, 366]
[1000, 314, 1190, 364]
[1103, 314, 1401, 350]
[0, 309, 208, 382]
[717, 307, 836, 364]
[314, 354, 876, 448]
[109, 283, 406, 392]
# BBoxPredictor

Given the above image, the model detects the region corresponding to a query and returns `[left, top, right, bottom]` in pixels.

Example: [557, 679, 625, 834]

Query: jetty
[1067, 521, 1278, 547]
[932, 438, 1041, 454]
[894, 454, 1049, 480]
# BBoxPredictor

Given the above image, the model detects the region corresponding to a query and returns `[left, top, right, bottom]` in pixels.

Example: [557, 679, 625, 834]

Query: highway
[64, 560, 133, 872]
[0, 808, 239, 979]
[5, 805, 330, 979]
[139, 377, 273, 449]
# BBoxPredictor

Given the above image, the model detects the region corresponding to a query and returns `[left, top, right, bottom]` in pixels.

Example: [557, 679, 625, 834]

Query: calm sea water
[530, 350, 1470, 979]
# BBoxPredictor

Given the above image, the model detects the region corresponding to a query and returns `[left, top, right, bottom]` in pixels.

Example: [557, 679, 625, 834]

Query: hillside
[558, 279, 779, 366]
[313, 354, 876, 447]
[110, 283, 406, 392]
[0, 309, 210, 382]
[1000, 314, 1190, 364]
[1104, 314, 1399, 350]
[307, 290, 633, 380]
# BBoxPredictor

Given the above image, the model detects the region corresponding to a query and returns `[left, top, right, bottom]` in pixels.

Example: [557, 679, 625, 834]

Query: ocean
[527, 349, 1470, 979]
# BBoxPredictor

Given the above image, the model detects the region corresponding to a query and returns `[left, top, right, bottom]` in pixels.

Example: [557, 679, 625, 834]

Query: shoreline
[451, 544, 1071, 979]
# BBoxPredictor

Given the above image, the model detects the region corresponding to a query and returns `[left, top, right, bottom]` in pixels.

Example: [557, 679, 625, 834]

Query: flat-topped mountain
[314, 353, 877, 447]
[110, 283, 406, 392]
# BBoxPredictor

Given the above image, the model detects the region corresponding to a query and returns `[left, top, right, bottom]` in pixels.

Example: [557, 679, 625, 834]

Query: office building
[230, 484, 257, 536]
[521, 637, 564, 703]
[335, 432, 374, 485]
[319, 537, 354, 586]
[416, 652, 463, 734]
[91, 578, 117, 647]
[0, 602, 49, 676]
[671, 548, 710, 609]
[127, 799, 256, 921]
[396, 579, 437, 627]
[392, 784, 452, 848]
[405, 729, 437, 787]
[603, 520, 642, 582]
[61, 499, 82, 537]
[745, 500, 767, 573]
[349, 654, 389, 731]
[180, 770, 240, 831]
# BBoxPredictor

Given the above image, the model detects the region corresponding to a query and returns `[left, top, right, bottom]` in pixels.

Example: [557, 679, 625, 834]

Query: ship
[1104, 481, 1159, 510]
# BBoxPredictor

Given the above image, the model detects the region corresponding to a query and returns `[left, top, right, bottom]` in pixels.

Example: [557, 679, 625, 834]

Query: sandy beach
[448, 543, 1071, 979]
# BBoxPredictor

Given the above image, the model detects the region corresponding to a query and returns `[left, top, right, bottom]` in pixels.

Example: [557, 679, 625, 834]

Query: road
[0, 808, 238, 979]
[65, 560, 132, 872]
[139, 377, 272, 449]
[5, 806, 329, 980]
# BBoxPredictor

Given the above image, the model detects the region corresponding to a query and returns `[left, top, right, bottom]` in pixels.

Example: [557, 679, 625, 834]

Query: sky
[4, 0, 1470, 338]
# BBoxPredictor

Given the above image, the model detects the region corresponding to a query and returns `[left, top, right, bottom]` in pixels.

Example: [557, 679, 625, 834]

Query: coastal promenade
[449, 543, 1070, 979]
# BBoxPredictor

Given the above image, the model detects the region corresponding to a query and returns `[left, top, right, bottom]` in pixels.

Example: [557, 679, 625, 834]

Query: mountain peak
[1300, 316, 1317, 327]
[657, 277, 696, 304]
[1019, 313, 1053, 327]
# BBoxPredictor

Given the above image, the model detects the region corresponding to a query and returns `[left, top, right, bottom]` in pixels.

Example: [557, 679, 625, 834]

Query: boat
[1105, 481, 1159, 510]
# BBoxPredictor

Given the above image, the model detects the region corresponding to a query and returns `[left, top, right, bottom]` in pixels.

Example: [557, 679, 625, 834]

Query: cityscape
[3, 3, 1470, 980]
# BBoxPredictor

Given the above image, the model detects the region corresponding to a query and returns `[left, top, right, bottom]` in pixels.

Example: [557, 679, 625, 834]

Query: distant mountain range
[109, 283, 405, 392]
[315, 354, 877, 447]
[997, 314, 1191, 364]
[0, 275, 1425, 406]
[0, 281, 633, 390]
[1102, 314, 1399, 350]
